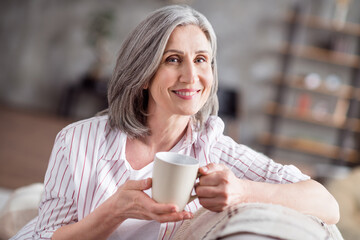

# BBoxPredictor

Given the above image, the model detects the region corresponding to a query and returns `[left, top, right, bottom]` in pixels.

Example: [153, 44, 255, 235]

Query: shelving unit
[284, 11, 360, 37]
[260, 133, 358, 163]
[261, 4, 360, 167]
[271, 74, 354, 99]
[265, 102, 344, 129]
[279, 43, 360, 68]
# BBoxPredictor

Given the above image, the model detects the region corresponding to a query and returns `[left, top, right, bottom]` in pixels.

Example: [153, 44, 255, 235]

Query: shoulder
[61, 115, 109, 132]
[200, 116, 259, 154]
[54, 115, 126, 163]
[196, 115, 225, 143]
[56, 115, 112, 143]
[199, 117, 265, 162]
[212, 132, 262, 162]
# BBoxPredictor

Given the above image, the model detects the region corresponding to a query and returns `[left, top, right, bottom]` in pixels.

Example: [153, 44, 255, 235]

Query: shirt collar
[177, 119, 198, 151]
[100, 124, 126, 161]
[101, 119, 198, 161]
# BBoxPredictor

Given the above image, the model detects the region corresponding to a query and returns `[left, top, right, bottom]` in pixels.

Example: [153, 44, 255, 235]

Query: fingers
[115, 186, 193, 223]
[148, 201, 179, 214]
[195, 163, 240, 212]
[113, 178, 195, 224]
[149, 210, 193, 223]
[195, 185, 222, 198]
[196, 183, 231, 212]
[199, 163, 228, 175]
[198, 172, 224, 186]
[142, 197, 193, 223]
[198, 165, 231, 186]
[198, 198, 227, 212]
[122, 178, 152, 191]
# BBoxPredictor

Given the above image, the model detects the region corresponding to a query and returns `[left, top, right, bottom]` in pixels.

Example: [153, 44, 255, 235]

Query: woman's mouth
[172, 89, 201, 99]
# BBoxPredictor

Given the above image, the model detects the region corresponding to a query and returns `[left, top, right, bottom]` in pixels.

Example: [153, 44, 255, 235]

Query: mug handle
[187, 172, 202, 203]
[188, 194, 198, 203]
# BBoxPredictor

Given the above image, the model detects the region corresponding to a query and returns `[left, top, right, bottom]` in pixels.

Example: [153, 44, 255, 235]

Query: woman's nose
[180, 61, 199, 83]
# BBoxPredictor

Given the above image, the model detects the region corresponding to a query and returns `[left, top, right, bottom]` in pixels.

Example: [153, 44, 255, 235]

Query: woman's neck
[125, 114, 190, 170]
[145, 114, 190, 152]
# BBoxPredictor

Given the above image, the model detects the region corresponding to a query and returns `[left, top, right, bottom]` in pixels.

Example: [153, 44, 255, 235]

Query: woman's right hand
[53, 178, 191, 240]
[108, 178, 193, 223]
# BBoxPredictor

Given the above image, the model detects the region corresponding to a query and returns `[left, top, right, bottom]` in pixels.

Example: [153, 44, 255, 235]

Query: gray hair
[107, 5, 218, 138]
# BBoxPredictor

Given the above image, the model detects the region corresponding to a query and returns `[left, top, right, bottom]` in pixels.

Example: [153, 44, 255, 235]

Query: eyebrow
[163, 49, 210, 55]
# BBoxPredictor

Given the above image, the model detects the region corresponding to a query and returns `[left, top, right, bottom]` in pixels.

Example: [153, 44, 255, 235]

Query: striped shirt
[11, 115, 309, 240]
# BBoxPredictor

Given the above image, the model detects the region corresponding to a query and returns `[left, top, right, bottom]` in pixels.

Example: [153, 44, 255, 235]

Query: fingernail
[202, 166, 208, 173]
[172, 206, 179, 212]
[185, 213, 193, 219]
[145, 178, 150, 186]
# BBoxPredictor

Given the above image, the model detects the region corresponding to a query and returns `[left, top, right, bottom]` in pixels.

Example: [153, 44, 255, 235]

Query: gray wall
[1, 0, 358, 152]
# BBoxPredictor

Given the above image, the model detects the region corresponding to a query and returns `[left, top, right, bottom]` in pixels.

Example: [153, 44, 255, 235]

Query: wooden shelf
[280, 43, 360, 68]
[272, 74, 353, 99]
[259, 133, 359, 163]
[285, 11, 360, 37]
[266, 102, 360, 132]
[266, 102, 342, 128]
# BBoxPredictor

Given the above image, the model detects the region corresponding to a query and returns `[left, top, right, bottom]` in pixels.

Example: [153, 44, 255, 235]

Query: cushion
[0, 183, 43, 240]
[327, 167, 360, 240]
[173, 203, 343, 240]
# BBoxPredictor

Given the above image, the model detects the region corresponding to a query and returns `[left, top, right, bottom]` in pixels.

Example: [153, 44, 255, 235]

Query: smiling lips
[172, 89, 201, 99]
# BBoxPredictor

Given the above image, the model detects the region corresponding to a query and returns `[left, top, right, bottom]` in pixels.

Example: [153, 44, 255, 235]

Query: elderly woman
[12, 5, 339, 240]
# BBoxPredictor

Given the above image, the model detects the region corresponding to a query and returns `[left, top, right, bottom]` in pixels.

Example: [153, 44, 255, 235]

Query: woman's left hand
[195, 164, 340, 224]
[195, 163, 246, 212]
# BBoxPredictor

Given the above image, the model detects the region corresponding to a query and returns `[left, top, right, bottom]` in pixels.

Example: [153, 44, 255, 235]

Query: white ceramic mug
[152, 152, 199, 211]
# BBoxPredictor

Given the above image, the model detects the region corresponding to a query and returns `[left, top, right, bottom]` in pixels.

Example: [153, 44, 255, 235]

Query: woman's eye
[166, 56, 181, 63]
[195, 57, 206, 63]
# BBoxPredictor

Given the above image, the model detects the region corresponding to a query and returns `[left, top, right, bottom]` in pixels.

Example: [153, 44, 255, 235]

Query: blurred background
[0, 0, 360, 239]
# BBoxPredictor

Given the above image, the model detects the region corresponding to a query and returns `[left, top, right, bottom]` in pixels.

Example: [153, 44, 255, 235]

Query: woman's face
[147, 25, 213, 119]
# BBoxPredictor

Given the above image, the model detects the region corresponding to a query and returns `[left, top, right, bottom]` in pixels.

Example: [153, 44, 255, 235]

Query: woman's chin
[176, 108, 201, 117]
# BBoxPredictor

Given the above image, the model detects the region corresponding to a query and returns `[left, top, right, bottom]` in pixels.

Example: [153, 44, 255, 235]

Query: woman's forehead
[164, 25, 212, 53]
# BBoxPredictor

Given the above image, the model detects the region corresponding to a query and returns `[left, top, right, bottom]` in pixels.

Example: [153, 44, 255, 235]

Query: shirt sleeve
[10, 217, 38, 240]
[211, 135, 310, 184]
[33, 129, 78, 239]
